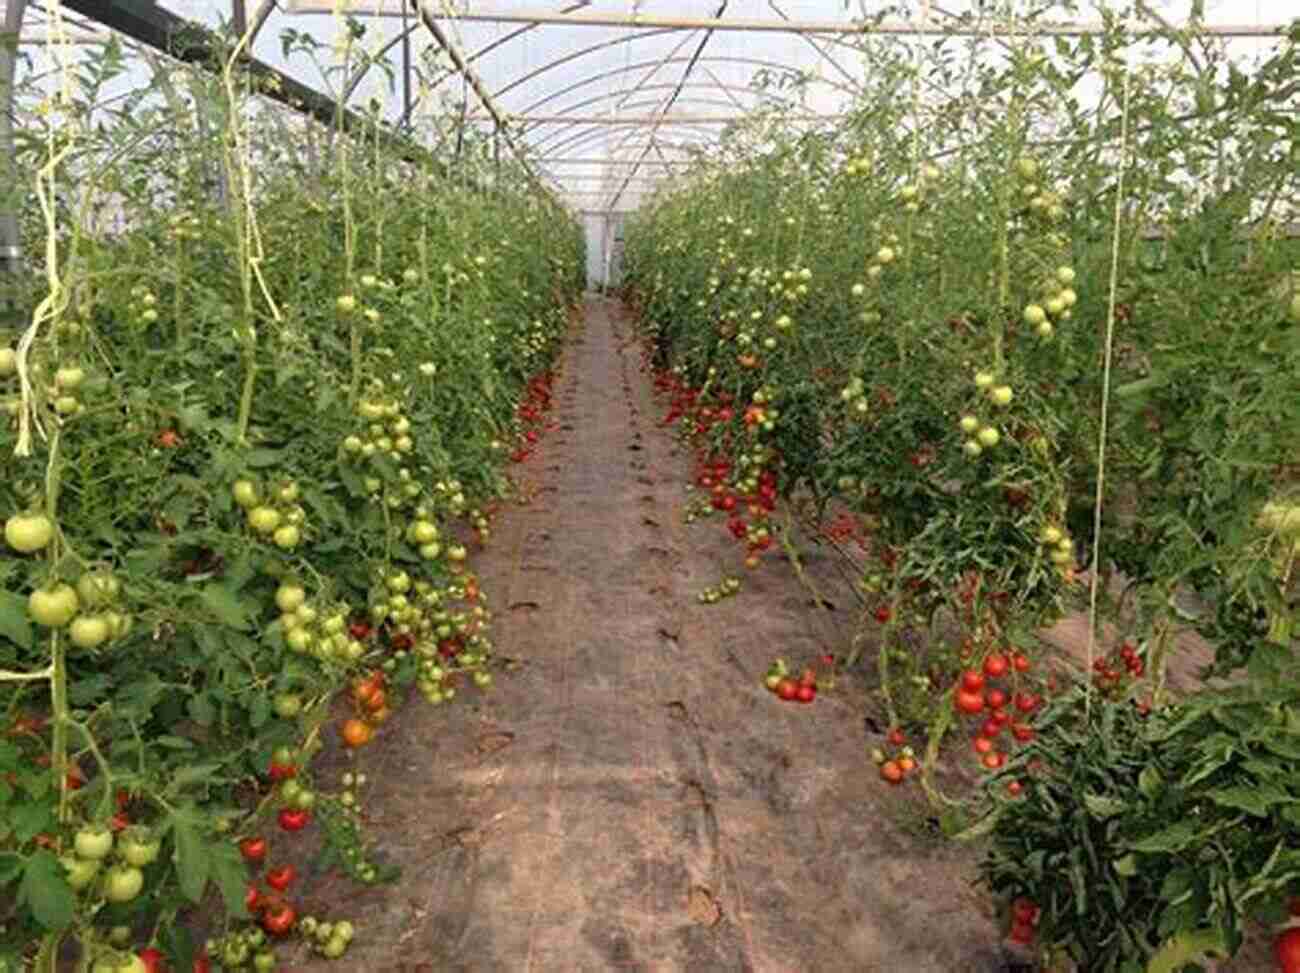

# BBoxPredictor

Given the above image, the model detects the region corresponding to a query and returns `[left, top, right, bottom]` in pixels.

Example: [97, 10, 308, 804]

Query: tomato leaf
[1083, 793, 1127, 819]
[209, 839, 251, 917]
[1128, 819, 1201, 854]
[168, 806, 210, 904]
[0, 589, 34, 650]
[19, 850, 75, 930]
[197, 584, 252, 630]
[1206, 784, 1289, 817]
[1145, 928, 1227, 973]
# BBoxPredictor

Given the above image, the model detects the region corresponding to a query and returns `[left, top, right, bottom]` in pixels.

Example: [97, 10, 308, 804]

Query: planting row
[624, 25, 1298, 972]
[0, 42, 583, 971]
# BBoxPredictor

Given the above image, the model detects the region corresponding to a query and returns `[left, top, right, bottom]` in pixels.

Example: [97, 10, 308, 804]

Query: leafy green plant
[972, 684, 1300, 971]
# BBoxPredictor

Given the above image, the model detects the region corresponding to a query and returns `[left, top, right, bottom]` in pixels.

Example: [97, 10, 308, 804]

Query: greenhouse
[1, 2, 1298, 971]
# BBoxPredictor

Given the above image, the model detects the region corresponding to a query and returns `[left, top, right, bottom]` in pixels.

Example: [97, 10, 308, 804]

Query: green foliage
[974, 687, 1300, 971]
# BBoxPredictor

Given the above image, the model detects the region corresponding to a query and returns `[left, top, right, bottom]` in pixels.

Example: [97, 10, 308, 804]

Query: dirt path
[289, 298, 1005, 971]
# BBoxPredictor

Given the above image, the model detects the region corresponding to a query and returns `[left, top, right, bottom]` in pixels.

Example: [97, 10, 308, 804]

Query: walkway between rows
[294, 298, 1003, 972]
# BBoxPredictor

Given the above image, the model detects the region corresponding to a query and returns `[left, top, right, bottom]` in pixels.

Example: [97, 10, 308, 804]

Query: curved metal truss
[9, 1, 1296, 217]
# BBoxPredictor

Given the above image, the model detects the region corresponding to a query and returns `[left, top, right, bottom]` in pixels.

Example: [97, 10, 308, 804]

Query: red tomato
[1011, 897, 1039, 923]
[887, 727, 906, 746]
[879, 761, 904, 785]
[277, 808, 310, 832]
[138, 948, 167, 973]
[1274, 928, 1300, 973]
[156, 429, 182, 448]
[193, 957, 211, 973]
[873, 606, 892, 624]
[1014, 692, 1038, 713]
[266, 864, 295, 892]
[1006, 780, 1024, 797]
[1012, 652, 1031, 672]
[983, 653, 1009, 678]
[1012, 723, 1035, 743]
[980, 719, 1003, 739]
[239, 837, 267, 863]
[982, 751, 1005, 770]
[1008, 919, 1036, 944]
[986, 689, 1008, 710]
[262, 902, 297, 936]
[960, 669, 985, 692]
[267, 761, 296, 783]
[775, 678, 799, 702]
[973, 737, 994, 755]
[955, 688, 985, 715]
[795, 684, 816, 704]
[245, 883, 262, 914]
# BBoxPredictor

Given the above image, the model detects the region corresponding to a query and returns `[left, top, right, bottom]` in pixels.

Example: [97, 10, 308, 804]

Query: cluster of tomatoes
[338, 667, 388, 749]
[509, 369, 556, 464]
[652, 367, 783, 571]
[951, 649, 1039, 793]
[763, 659, 819, 704]
[1091, 638, 1146, 702]
[1006, 896, 1041, 947]
[874, 727, 919, 785]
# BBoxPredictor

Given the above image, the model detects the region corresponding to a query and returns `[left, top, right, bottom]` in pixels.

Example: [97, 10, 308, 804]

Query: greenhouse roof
[8, 1, 1299, 214]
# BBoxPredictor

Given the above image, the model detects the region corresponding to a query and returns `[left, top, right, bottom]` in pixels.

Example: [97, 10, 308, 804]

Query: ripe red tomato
[775, 678, 799, 702]
[873, 606, 892, 624]
[960, 669, 985, 692]
[1006, 780, 1023, 797]
[1014, 692, 1038, 713]
[266, 864, 295, 892]
[1008, 919, 1035, 944]
[156, 429, 181, 448]
[262, 902, 297, 936]
[980, 719, 1003, 739]
[795, 684, 816, 704]
[887, 727, 906, 746]
[245, 883, 262, 914]
[1012, 723, 1035, 743]
[982, 751, 1005, 770]
[983, 653, 1009, 678]
[954, 688, 985, 715]
[1011, 897, 1039, 923]
[879, 761, 904, 784]
[277, 809, 310, 832]
[986, 688, 1008, 710]
[1012, 652, 1031, 672]
[1275, 928, 1300, 973]
[138, 948, 167, 973]
[973, 737, 994, 755]
[267, 761, 296, 783]
[193, 956, 211, 973]
[239, 837, 267, 864]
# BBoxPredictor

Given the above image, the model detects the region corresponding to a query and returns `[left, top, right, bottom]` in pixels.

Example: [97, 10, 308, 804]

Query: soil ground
[280, 298, 1275, 972]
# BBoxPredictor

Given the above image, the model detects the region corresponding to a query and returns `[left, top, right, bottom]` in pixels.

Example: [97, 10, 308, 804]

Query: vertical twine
[1085, 51, 1136, 716]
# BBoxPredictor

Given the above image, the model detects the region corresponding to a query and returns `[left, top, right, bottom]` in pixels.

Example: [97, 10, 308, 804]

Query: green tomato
[102, 864, 144, 903]
[275, 584, 306, 613]
[76, 570, 121, 606]
[74, 826, 114, 860]
[232, 479, 260, 508]
[253, 951, 277, 972]
[61, 855, 101, 890]
[247, 506, 281, 534]
[29, 584, 80, 627]
[69, 614, 111, 650]
[273, 693, 303, 719]
[118, 828, 160, 867]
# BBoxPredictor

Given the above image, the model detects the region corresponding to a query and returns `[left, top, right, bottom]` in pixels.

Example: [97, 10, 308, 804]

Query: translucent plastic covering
[8, 0, 1295, 219]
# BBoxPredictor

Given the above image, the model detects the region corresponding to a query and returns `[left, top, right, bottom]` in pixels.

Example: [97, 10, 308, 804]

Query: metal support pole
[231, 0, 247, 39]
[400, 0, 411, 133]
[1, 0, 28, 285]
